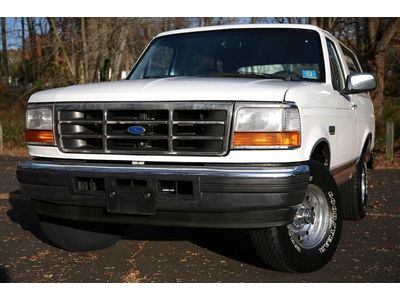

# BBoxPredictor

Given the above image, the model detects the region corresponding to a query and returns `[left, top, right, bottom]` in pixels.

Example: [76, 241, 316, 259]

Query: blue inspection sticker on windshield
[302, 70, 318, 79]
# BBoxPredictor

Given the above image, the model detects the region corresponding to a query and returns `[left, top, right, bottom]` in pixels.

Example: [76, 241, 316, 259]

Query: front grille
[55, 102, 233, 156]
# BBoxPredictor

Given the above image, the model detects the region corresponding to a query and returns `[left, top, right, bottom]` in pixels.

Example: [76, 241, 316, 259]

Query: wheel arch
[309, 138, 331, 169]
[358, 132, 373, 166]
[360, 132, 373, 156]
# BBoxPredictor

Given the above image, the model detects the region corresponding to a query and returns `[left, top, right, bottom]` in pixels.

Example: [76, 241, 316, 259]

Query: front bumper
[17, 160, 309, 229]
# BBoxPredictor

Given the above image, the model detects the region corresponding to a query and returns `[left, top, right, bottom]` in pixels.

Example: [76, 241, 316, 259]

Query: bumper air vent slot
[75, 177, 105, 192]
[159, 180, 194, 196]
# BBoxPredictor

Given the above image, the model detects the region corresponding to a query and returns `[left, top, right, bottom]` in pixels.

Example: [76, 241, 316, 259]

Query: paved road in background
[0, 156, 399, 282]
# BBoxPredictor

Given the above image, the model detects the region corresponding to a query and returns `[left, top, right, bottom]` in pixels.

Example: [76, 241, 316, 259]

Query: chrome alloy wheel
[288, 185, 332, 249]
[361, 161, 368, 207]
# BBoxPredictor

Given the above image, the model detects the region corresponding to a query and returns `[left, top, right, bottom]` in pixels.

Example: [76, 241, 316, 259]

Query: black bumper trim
[32, 200, 295, 229]
[17, 161, 309, 229]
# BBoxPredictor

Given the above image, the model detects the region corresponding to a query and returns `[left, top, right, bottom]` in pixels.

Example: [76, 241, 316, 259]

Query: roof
[156, 24, 324, 38]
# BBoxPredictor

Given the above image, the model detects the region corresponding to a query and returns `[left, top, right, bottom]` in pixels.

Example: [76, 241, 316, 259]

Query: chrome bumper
[17, 160, 309, 179]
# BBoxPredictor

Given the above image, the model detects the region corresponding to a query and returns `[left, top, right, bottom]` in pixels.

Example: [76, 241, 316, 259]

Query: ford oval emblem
[127, 125, 146, 135]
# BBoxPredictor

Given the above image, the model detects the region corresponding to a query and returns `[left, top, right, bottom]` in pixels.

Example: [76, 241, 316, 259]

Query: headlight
[232, 104, 301, 149]
[25, 107, 54, 145]
[26, 108, 52, 130]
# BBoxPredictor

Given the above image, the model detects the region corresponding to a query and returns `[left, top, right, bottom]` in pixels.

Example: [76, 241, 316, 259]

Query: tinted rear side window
[341, 46, 362, 73]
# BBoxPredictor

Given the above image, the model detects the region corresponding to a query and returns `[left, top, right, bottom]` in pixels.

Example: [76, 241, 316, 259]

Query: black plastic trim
[17, 161, 309, 229]
[32, 200, 296, 229]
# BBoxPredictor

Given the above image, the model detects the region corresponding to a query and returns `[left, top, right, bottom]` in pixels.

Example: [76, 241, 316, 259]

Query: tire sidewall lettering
[289, 232, 302, 253]
[318, 190, 337, 254]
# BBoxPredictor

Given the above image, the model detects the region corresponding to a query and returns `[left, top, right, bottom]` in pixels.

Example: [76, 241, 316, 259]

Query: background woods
[0, 17, 399, 153]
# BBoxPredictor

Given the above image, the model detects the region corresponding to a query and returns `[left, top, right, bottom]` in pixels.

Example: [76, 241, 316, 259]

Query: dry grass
[0, 90, 28, 150]
[0, 147, 28, 156]
[374, 152, 400, 169]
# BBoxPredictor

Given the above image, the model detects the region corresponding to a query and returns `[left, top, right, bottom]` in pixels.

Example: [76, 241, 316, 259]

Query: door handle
[351, 103, 358, 110]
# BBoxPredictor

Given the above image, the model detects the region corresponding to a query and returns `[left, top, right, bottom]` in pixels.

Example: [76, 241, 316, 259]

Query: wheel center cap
[303, 210, 316, 224]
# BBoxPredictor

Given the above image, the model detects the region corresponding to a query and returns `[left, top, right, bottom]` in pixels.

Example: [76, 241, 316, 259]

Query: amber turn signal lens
[25, 130, 54, 145]
[233, 131, 300, 148]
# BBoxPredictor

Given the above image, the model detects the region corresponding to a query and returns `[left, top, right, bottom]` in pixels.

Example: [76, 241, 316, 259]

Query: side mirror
[344, 73, 377, 94]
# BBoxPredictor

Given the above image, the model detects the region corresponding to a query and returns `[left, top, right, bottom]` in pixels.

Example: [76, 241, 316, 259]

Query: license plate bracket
[106, 180, 155, 215]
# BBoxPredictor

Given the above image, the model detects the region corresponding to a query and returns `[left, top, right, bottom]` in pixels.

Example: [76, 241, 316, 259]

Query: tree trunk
[86, 18, 100, 82]
[27, 17, 38, 81]
[21, 17, 27, 86]
[49, 17, 76, 80]
[309, 17, 324, 28]
[369, 51, 386, 119]
[1, 17, 9, 87]
[81, 17, 89, 83]
[367, 18, 400, 120]
[70, 19, 78, 82]
[94, 18, 113, 82]
[111, 23, 129, 81]
[250, 17, 258, 24]
[100, 58, 110, 82]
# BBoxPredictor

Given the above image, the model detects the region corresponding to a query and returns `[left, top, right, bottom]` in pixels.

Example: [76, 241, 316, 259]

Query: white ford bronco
[17, 24, 376, 272]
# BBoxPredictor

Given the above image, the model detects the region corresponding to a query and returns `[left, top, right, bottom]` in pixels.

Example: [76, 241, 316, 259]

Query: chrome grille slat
[106, 120, 169, 125]
[106, 135, 169, 140]
[61, 134, 103, 139]
[172, 121, 225, 125]
[59, 120, 103, 124]
[171, 136, 224, 140]
[56, 102, 233, 156]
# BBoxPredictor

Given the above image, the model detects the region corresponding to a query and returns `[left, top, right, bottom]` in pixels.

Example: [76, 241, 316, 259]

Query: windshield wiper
[206, 72, 288, 81]
[239, 71, 304, 81]
[142, 75, 182, 79]
[142, 73, 298, 81]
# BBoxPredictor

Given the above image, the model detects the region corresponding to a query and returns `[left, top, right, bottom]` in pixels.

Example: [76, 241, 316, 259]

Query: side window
[326, 39, 345, 91]
[341, 46, 362, 73]
[145, 46, 174, 78]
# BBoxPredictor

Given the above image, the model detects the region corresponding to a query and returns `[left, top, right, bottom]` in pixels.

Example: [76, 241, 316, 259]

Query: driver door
[326, 38, 357, 166]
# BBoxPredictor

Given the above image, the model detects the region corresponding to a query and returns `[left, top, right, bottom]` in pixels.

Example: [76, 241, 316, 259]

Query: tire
[340, 154, 368, 220]
[38, 216, 128, 251]
[249, 160, 342, 272]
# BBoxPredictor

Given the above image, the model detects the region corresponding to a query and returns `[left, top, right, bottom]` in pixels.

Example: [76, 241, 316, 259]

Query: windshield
[128, 29, 325, 82]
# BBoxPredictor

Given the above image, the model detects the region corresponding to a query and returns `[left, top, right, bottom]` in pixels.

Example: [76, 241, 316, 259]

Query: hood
[29, 77, 316, 103]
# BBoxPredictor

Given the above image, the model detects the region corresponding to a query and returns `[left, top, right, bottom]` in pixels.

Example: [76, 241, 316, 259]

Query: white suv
[17, 24, 376, 272]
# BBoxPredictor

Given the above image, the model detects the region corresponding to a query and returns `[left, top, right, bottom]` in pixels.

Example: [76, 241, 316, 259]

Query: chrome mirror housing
[344, 73, 377, 94]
